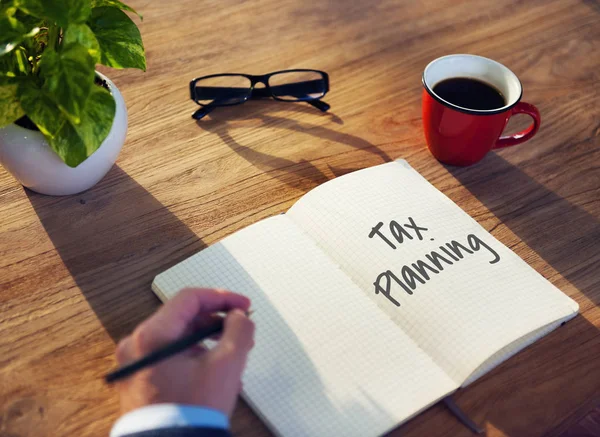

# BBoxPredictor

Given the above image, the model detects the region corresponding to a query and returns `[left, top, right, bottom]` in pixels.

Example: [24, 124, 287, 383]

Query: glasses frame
[189, 69, 330, 119]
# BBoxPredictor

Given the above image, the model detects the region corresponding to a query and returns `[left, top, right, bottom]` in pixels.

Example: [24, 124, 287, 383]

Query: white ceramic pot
[0, 72, 127, 196]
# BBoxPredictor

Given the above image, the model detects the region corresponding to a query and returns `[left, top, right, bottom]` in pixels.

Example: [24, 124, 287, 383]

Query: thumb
[215, 309, 255, 358]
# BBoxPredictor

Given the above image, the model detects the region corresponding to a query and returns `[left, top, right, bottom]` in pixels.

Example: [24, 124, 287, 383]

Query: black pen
[105, 311, 252, 384]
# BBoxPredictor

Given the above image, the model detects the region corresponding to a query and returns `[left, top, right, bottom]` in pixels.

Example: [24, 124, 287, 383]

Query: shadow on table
[399, 153, 600, 436]
[26, 165, 206, 342]
[582, 0, 600, 14]
[196, 100, 392, 190]
[442, 152, 600, 436]
[26, 161, 398, 434]
[445, 152, 600, 307]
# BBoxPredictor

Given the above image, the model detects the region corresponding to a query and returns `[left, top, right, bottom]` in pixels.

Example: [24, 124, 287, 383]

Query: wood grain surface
[1, 0, 599, 436]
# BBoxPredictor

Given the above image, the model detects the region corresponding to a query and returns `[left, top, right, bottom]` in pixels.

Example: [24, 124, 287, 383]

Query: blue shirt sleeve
[110, 404, 229, 437]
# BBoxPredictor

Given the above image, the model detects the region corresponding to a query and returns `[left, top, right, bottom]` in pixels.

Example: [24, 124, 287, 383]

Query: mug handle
[493, 102, 541, 149]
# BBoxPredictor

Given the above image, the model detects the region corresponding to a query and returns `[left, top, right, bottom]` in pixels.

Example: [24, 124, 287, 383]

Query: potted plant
[0, 0, 145, 195]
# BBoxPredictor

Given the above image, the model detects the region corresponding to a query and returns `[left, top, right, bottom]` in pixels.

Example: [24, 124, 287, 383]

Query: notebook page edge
[461, 310, 578, 386]
[238, 384, 458, 437]
[151, 213, 287, 298]
[378, 389, 458, 437]
[287, 160, 408, 217]
[239, 391, 284, 437]
[151, 281, 168, 303]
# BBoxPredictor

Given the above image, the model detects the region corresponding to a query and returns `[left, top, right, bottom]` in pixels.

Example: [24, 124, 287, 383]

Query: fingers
[190, 313, 225, 332]
[187, 343, 209, 358]
[161, 288, 251, 328]
[132, 289, 251, 353]
[116, 336, 134, 365]
[215, 309, 255, 359]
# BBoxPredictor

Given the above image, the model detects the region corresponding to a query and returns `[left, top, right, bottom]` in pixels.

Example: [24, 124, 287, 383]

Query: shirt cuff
[110, 404, 229, 437]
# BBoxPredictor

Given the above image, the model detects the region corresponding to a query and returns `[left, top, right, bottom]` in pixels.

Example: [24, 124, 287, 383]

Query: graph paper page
[153, 215, 456, 437]
[287, 160, 578, 385]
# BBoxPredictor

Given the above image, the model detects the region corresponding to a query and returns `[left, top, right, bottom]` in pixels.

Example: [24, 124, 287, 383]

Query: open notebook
[152, 160, 578, 437]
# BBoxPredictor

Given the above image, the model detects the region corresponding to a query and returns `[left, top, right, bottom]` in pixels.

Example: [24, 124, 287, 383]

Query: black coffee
[433, 77, 505, 110]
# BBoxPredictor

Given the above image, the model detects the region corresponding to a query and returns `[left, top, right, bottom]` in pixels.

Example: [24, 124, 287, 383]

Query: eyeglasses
[189, 69, 330, 120]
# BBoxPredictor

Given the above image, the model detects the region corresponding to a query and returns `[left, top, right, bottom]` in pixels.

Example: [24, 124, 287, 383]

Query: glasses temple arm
[192, 105, 215, 120]
[307, 99, 330, 112]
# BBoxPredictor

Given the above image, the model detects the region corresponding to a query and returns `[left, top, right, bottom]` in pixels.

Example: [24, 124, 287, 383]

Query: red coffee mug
[422, 54, 541, 166]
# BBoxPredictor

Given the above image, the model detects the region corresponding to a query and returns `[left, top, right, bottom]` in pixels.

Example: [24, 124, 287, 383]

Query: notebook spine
[442, 396, 483, 435]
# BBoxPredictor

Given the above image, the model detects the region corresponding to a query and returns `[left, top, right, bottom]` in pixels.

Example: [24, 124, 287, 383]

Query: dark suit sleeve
[121, 427, 231, 437]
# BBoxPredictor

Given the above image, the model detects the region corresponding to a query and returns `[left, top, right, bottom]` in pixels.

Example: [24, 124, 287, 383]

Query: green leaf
[40, 44, 95, 123]
[18, 80, 66, 137]
[0, 1, 16, 14]
[19, 81, 116, 167]
[0, 82, 25, 126]
[90, 0, 142, 20]
[15, 0, 90, 27]
[14, 7, 45, 28]
[0, 8, 39, 56]
[49, 86, 116, 167]
[88, 7, 146, 71]
[0, 46, 30, 75]
[48, 119, 88, 166]
[63, 23, 100, 63]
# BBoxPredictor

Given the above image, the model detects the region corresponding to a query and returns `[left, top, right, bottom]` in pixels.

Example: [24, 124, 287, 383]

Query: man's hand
[114, 288, 255, 416]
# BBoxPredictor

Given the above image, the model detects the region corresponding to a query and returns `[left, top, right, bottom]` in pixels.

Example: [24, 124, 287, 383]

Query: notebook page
[153, 215, 456, 437]
[462, 318, 565, 386]
[287, 161, 579, 385]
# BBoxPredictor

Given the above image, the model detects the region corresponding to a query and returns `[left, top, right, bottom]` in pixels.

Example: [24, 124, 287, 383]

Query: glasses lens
[268, 71, 326, 101]
[194, 75, 252, 106]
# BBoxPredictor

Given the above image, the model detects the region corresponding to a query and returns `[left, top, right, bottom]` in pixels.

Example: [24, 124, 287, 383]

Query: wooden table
[1, 0, 599, 436]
